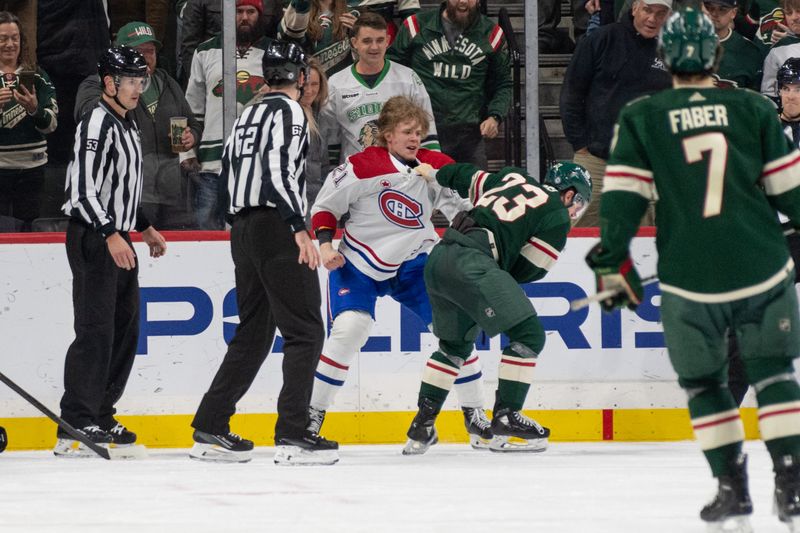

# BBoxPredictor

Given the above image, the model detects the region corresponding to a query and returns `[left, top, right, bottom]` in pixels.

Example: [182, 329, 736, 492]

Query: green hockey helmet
[659, 7, 719, 74]
[543, 161, 592, 221]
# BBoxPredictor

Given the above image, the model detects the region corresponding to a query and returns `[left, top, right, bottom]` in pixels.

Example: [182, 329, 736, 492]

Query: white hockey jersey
[320, 60, 439, 166]
[184, 35, 269, 173]
[311, 147, 467, 281]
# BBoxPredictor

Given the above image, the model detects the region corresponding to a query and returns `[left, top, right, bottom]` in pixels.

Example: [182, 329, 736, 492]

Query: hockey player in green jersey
[403, 161, 591, 455]
[586, 8, 800, 531]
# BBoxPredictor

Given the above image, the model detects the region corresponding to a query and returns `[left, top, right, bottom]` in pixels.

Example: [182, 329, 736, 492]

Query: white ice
[0, 441, 792, 532]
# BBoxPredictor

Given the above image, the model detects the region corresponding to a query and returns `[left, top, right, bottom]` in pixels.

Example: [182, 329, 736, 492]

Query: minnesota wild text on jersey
[605, 87, 800, 299]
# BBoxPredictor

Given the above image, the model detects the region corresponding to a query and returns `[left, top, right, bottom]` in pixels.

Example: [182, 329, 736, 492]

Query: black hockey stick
[570, 275, 659, 311]
[0, 370, 111, 459]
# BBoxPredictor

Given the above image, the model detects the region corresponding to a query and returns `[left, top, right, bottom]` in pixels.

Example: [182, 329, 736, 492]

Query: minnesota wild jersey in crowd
[715, 29, 765, 90]
[602, 87, 800, 301]
[435, 163, 571, 283]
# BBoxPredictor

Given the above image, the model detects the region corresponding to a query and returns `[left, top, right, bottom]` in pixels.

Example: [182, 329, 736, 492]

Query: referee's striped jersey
[62, 100, 145, 238]
[223, 92, 309, 233]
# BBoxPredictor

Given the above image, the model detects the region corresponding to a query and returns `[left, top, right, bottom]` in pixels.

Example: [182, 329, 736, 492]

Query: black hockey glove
[451, 211, 477, 234]
[585, 243, 643, 312]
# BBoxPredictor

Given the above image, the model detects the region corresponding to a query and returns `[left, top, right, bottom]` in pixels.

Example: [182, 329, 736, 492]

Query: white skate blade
[53, 438, 105, 458]
[274, 445, 339, 466]
[704, 515, 753, 533]
[469, 434, 492, 450]
[189, 442, 252, 463]
[107, 444, 148, 460]
[489, 435, 548, 453]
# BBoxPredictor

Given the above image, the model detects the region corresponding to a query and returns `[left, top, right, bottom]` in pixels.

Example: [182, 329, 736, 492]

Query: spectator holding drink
[75, 21, 202, 229]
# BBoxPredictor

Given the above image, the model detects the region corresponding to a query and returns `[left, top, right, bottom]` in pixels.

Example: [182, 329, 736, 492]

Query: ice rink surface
[0, 441, 793, 532]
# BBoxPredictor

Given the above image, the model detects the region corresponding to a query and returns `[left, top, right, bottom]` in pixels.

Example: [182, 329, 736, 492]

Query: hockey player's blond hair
[376, 96, 430, 147]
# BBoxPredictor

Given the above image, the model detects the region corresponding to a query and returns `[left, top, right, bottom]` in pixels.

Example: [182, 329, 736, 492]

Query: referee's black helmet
[262, 40, 308, 86]
[97, 46, 148, 81]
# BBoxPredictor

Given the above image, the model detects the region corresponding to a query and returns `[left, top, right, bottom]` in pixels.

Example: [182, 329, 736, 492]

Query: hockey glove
[450, 211, 477, 233]
[414, 163, 437, 182]
[585, 243, 643, 312]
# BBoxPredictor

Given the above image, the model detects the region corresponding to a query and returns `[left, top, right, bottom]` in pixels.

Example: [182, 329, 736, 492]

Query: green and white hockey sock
[419, 351, 462, 407]
[744, 358, 800, 464]
[687, 385, 744, 477]
[496, 347, 537, 411]
[755, 378, 800, 464]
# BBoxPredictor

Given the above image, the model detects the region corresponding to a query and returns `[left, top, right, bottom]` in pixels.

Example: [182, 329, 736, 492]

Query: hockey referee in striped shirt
[190, 41, 338, 466]
[55, 47, 167, 457]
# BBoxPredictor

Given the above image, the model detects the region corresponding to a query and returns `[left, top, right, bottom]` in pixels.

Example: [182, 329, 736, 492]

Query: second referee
[190, 41, 338, 465]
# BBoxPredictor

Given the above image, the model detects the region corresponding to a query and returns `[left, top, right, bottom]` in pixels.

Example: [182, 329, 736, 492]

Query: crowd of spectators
[5, 0, 800, 233]
[0, 0, 516, 233]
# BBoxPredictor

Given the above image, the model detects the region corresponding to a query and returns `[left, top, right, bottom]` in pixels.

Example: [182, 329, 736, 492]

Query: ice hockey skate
[700, 454, 753, 533]
[402, 398, 440, 455]
[99, 421, 148, 459]
[775, 455, 800, 531]
[53, 425, 113, 458]
[307, 406, 326, 435]
[0, 425, 6, 453]
[489, 408, 549, 453]
[274, 430, 339, 466]
[462, 407, 492, 450]
[189, 430, 253, 463]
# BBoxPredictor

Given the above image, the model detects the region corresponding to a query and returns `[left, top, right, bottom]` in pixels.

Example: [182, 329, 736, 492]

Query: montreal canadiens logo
[378, 189, 424, 229]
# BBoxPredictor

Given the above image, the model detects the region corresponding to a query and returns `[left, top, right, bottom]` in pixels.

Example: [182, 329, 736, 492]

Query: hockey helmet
[97, 46, 148, 82]
[778, 58, 800, 90]
[543, 161, 592, 221]
[659, 8, 719, 74]
[262, 40, 308, 86]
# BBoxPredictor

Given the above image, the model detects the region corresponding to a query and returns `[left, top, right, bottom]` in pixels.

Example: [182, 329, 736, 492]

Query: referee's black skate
[700, 454, 753, 533]
[402, 398, 440, 455]
[189, 429, 254, 463]
[0, 426, 7, 453]
[102, 421, 137, 445]
[99, 420, 148, 459]
[462, 407, 492, 449]
[274, 430, 339, 466]
[774, 455, 800, 531]
[489, 407, 549, 452]
[53, 425, 113, 458]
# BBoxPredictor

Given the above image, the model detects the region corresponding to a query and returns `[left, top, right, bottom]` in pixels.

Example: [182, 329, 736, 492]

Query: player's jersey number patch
[476, 173, 548, 222]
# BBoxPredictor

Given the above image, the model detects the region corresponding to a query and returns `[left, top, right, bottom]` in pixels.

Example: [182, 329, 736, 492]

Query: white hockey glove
[414, 163, 437, 183]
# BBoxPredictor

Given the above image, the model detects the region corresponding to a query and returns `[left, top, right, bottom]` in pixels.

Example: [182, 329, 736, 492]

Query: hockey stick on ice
[569, 275, 659, 311]
[0, 371, 145, 460]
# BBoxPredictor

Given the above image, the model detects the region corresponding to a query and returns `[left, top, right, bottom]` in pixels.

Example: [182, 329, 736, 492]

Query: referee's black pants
[59, 220, 140, 432]
[192, 208, 325, 441]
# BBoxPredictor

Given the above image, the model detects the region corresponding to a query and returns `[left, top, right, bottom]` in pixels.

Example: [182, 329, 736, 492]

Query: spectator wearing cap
[74, 21, 202, 229]
[107, 0, 170, 45]
[761, 0, 800, 97]
[559, 0, 672, 227]
[183, 0, 273, 229]
[703, 0, 765, 90]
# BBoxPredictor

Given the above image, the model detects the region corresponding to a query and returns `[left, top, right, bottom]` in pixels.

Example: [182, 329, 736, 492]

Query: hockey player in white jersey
[320, 12, 439, 168]
[309, 95, 492, 448]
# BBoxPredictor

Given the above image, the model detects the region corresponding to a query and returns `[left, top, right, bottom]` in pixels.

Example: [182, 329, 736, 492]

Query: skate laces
[227, 432, 244, 442]
[511, 411, 544, 432]
[468, 408, 491, 430]
[82, 425, 103, 435]
[109, 423, 126, 435]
